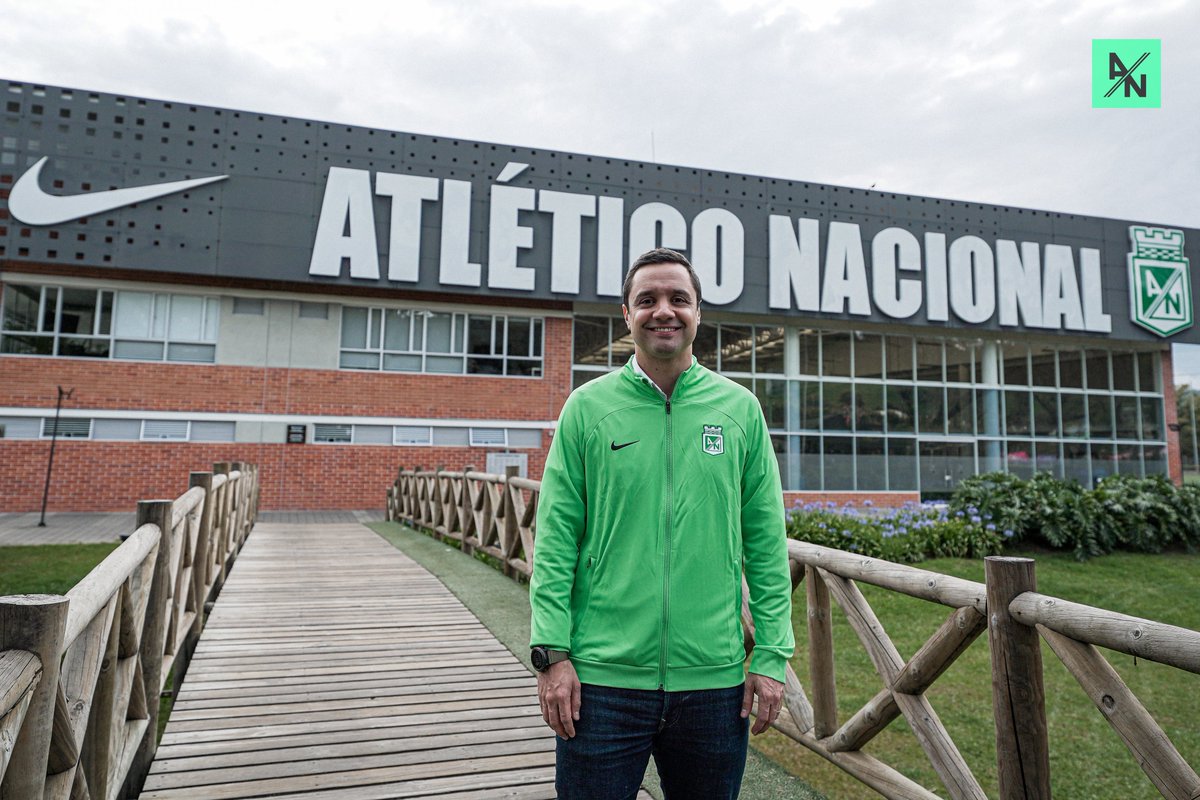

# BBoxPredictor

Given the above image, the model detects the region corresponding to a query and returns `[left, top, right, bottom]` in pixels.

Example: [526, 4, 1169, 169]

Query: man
[530, 248, 795, 799]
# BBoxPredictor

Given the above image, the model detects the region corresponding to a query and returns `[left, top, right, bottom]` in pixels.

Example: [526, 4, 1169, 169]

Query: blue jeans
[556, 683, 749, 800]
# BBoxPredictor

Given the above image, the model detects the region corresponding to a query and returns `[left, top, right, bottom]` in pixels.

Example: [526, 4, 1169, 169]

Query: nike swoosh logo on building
[611, 440, 639, 451]
[7, 156, 229, 225]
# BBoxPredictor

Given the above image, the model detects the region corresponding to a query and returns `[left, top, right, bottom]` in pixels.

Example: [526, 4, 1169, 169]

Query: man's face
[621, 262, 700, 361]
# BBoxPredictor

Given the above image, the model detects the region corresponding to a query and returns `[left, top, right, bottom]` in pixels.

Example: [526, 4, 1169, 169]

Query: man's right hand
[537, 658, 581, 738]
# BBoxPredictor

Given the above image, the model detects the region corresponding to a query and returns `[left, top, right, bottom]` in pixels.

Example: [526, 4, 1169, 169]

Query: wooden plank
[1038, 624, 1200, 800]
[144, 521, 576, 797]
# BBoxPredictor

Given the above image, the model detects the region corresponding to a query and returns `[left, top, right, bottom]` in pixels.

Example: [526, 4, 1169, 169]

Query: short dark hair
[622, 248, 702, 308]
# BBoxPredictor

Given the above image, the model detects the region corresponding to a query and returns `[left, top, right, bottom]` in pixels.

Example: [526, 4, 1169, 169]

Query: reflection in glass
[797, 329, 820, 375]
[824, 436, 854, 489]
[1061, 394, 1086, 438]
[856, 384, 885, 432]
[797, 381, 821, 431]
[755, 326, 786, 374]
[1114, 396, 1139, 439]
[1137, 352, 1158, 393]
[1, 285, 40, 331]
[1091, 443, 1117, 484]
[887, 439, 917, 490]
[854, 333, 883, 379]
[1003, 344, 1029, 386]
[1143, 445, 1168, 476]
[1031, 347, 1056, 387]
[887, 386, 915, 433]
[885, 335, 913, 381]
[857, 438, 886, 490]
[1116, 443, 1140, 475]
[1005, 391, 1031, 436]
[801, 435, 822, 490]
[1111, 352, 1135, 391]
[1140, 397, 1163, 440]
[1007, 439, 1034, 479]
[917, 386, 945, 434]
[1062, 443, 1090, 485]
[822, 332, 852, 378]
[945, 341, 973, 383]
[693, 323, 719, 369]
[720, 325, 754, 372]
[822, 385, 853, 431]
[1032, 392, 1058, 437]
[573, 318, 610, 365]
[915, 338, 943, 381]
[507, 317, 532, 358]
[946, 387, 973, 434]
[1088, 394, 1113, 438]
[1059, 350, 1084, 389]
[1034, 441, 1062, 478]
[1085, 349, 1110, 390]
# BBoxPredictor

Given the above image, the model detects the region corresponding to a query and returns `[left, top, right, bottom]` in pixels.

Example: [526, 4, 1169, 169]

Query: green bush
[786, 500, 1005, 564]
[950, 472, 1200, 560]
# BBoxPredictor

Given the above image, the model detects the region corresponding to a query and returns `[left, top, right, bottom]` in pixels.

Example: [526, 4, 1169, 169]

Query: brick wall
[0, 437, 550, 512]
[784, 491, 921, 510]
[0, 317, 573, 421]
[0, 310, 570, 511]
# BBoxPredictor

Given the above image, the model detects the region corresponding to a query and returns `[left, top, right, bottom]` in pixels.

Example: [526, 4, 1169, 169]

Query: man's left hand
[741, 672, 785, 735]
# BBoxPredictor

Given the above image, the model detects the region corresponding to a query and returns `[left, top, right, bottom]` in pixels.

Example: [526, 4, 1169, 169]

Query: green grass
[0, 542, 119, 595]
[753, 549, 1200, 800]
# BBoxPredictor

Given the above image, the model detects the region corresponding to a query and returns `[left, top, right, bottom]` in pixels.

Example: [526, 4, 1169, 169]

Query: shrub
[951, 471, 1200, 560]
[786, 501, 1005, 564]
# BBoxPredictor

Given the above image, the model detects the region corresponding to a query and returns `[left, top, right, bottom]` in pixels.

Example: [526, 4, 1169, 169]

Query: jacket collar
[624, 354, 699, 400]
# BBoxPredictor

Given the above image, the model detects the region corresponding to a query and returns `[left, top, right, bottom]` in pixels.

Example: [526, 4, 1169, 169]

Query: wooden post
[985, 556, 1050, 800]
[212, 463, 233, 588]
[175, 472, 214, 701]
[501, 465, 520, 577]
[0, 594, 69, 800]
[126, 500, 174, 796]
[806, 565, 837, 738]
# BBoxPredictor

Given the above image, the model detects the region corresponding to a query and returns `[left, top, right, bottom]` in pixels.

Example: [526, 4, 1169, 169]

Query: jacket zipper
[660, 397, 672, 689]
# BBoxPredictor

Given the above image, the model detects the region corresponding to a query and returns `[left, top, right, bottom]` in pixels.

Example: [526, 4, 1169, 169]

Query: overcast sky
[5, 0, 1200, 378]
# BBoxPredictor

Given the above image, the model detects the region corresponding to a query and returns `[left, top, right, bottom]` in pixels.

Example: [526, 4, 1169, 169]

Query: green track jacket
[530, 358, 795, 691]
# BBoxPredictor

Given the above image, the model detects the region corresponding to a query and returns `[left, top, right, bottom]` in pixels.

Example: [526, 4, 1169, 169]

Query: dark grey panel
[2, 79, 1196, 344]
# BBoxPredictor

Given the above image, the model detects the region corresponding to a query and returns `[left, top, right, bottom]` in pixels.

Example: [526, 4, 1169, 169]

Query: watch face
[531, 647, 548, 672]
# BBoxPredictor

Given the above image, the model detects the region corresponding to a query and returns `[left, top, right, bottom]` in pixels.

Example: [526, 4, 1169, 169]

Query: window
[393, 426, 432, 445]
[141, 420, 190, 441]
[313, 424, 352, 443]
[2, 286, 113, 357]
[469, 428, 508, 446]
[339, 306, 544, 377]
[1, 284, 218, 363]
[41, 418, 91, 438]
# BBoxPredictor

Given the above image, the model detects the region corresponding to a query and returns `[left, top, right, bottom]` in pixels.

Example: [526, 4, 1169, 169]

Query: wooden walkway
[141, 521, 589, 799]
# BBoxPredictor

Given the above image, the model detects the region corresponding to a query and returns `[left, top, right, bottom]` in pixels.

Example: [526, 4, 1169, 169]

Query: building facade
[1, 80, 1194, 510]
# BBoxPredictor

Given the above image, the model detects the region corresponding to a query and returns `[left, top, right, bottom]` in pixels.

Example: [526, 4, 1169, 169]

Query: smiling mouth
[648, 326, 680, 332]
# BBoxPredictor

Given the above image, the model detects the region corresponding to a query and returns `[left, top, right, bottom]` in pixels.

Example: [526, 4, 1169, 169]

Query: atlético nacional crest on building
[702, 425, 724, 456]
[1128, 226, 1192, 337]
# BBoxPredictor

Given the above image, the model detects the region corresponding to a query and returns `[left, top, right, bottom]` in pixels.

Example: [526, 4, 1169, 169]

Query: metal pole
[38, 386, 74, 527]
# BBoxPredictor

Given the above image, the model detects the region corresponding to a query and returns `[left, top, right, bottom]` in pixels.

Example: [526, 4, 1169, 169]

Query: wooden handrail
[389, 466, 1200, 800]
[0, 462, 260, 799]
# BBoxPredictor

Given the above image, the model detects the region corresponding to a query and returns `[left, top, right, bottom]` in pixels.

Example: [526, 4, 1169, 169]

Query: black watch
[531, 646, 569, 673]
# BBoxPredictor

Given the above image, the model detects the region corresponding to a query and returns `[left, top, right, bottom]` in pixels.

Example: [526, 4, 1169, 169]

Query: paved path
[142, 521, 627, 799]
[0, 512, 136, 544]
[0, 510, 384, 546]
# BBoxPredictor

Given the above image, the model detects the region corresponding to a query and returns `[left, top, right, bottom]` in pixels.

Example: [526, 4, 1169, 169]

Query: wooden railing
[389, 467, 1200, 800]
[388, 465, 538, 579]
[0, 461, 259, 800]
